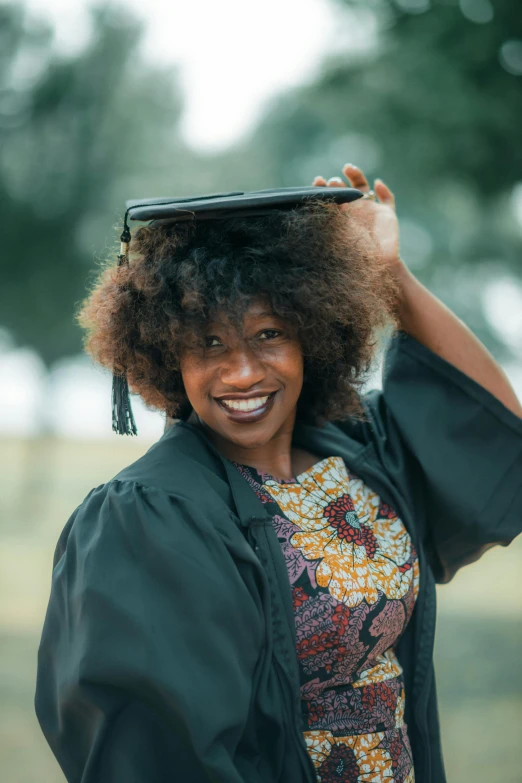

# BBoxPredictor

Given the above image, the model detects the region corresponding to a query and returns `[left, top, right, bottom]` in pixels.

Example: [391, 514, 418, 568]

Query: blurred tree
[2, 0, 521, 368]
[0, 2, 189, 364]
[219, 0, 522, 359]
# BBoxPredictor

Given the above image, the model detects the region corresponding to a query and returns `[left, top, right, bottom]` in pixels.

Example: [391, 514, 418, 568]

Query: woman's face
[179, 299, 304, 453]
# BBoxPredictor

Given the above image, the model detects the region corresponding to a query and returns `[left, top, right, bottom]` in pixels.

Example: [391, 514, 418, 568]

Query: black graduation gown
[34, 329, 522, 783]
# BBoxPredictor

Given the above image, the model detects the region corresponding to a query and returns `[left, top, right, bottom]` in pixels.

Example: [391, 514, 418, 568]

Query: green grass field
[1, 436, 521, 782]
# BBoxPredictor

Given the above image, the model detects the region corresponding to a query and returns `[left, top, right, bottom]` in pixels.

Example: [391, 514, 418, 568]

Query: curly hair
[77, 198, 403, 424]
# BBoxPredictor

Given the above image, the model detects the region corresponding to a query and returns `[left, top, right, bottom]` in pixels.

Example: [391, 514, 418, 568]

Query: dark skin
[179, 298, 319, 479]
[168, 164, 400, 472]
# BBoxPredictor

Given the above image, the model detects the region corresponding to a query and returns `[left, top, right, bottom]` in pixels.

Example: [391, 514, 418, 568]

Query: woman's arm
[315, 164, 522, 419]
[393, 260, 522, 419]
[359, 326, 522, 583]
[35, 480, 262, 783]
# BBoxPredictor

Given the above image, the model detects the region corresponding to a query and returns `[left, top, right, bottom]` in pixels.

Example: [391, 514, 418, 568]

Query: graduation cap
[113, 185, 366, 435]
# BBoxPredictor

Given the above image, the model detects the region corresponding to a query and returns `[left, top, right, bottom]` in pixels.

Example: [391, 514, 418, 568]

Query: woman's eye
[205, 336, 222, 348]
[258, 329, 282, 340]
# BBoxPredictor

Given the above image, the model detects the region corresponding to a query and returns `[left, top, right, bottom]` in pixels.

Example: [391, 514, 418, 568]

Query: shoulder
[52, 482, 237, 611]
[111, 421, 232, 503]
[55, 424, 235, 570]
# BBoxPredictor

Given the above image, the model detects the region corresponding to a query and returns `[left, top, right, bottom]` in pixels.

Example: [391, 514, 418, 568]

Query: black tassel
[112, 370, 137, 436]
[118, 211, 131, 264]
[111, 210, 138, 436]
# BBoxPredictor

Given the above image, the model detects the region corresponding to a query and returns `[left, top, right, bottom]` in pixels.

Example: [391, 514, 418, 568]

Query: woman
[35, 164, 522, 783]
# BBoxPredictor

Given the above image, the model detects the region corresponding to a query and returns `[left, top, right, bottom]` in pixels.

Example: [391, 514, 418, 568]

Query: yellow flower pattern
[234, 455, 420, 782]
[264, 456, 419, 608]
[305, 730, 401, 782]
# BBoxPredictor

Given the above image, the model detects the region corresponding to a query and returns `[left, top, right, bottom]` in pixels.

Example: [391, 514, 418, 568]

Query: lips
[220, 395, 270, 412]
[215, 391, 277, 423]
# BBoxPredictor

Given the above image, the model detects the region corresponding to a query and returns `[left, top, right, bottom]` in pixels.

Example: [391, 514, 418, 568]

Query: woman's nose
[219, 346, 265, 389]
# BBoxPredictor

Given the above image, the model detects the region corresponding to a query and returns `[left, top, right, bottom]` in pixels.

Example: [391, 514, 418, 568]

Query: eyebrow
[206, 311, 278, 328]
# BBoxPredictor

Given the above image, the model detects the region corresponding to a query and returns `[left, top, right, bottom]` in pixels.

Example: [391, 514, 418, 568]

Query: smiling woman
[76, 198, 401, 433]
[179, 301, 306, 466]
[36, 183, 522, 783]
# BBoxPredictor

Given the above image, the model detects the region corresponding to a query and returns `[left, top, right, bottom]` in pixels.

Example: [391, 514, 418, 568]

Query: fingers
[326, 177, 345, 187]
[312, 165, 395, 209]
[342, 163, 370, 192]
[313, 167, 368, 190]
[374, 178, 396, 208]
[342, 164, 396, 208]
[312, 175, 347, 188]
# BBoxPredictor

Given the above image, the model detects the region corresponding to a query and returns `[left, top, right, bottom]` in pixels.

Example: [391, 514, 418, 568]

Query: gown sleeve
[359, 329, 522, 584]
[34, 479, 264, 783]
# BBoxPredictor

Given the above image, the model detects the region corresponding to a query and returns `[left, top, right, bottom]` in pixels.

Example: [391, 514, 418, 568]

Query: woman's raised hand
[313, 164, 402, 270]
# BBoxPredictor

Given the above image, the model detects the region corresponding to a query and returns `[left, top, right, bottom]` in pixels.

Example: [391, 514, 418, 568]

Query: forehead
[207, 298, 279, 329]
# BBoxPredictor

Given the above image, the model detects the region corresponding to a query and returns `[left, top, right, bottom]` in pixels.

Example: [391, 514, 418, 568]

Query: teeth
[221, 395, 270, 412]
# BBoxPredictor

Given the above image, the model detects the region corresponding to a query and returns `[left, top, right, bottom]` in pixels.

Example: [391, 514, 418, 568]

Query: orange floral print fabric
[234, 455, 420, 782]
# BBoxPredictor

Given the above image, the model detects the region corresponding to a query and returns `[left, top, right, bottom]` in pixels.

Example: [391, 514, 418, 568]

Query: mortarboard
[113, 185, 365, 435]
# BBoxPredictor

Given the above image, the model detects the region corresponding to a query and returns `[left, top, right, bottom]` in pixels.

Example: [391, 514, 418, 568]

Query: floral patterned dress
[233, 455, 420, 783]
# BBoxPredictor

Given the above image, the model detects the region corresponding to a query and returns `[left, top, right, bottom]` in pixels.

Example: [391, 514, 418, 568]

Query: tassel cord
[112, 209, 138, 435]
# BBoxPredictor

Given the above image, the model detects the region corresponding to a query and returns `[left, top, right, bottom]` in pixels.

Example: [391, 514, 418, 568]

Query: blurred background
[1, 0, 521, 780]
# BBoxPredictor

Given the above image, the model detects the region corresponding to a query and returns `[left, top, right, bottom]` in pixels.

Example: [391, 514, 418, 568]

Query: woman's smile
[215, 390, 278, 422]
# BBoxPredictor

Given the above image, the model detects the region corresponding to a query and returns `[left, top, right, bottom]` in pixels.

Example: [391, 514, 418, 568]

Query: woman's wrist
[388, 257, 418, 330]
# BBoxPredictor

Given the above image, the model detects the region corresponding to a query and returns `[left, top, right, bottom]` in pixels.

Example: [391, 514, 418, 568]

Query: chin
[223, 427, 275, 451]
